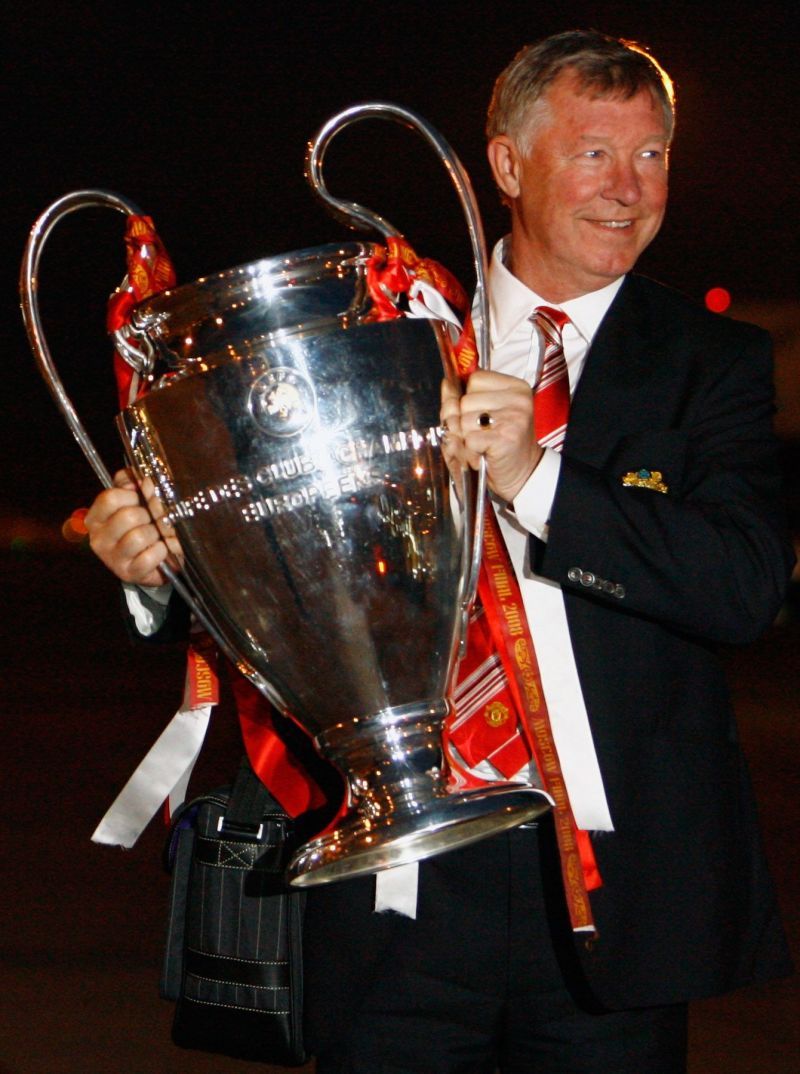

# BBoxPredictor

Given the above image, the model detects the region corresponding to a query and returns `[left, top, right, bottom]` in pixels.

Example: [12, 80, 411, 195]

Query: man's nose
[602, 159, 642, 204]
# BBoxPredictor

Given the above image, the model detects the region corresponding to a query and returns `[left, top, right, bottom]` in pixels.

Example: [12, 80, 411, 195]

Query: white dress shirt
[487, 237, 621, 831]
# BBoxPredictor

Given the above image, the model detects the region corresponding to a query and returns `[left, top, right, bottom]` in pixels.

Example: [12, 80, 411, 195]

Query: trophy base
[287, 700, 554, 886]
[287, 783, 551, 886]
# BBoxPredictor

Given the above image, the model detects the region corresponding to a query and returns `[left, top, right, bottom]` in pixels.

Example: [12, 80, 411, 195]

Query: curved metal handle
[18, 188, 234, 654]
[19, 189, 144, 488]
[306, 102, 489, 628]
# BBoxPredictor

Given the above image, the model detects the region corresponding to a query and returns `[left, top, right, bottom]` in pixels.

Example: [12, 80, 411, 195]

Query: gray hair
[487, 30, 675, 154]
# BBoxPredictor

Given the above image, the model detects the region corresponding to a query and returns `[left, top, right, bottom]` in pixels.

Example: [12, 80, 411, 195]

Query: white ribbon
[91, 702, 212, 848]
[374, 862, 419, 919]
[407, 278, 463, 340]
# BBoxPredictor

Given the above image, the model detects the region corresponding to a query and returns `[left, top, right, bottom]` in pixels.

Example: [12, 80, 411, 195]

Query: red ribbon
[441, 258, 601, 926]
[229, 671, 337, 818]
[476, 510, 600, 928]
[107, 214, 176, 409]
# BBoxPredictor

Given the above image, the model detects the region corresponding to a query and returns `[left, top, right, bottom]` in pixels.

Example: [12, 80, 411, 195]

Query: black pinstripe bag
[161, 757, 306, 1065]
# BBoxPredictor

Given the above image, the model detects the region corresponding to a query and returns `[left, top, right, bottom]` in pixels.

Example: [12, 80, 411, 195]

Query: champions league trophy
[21, 103, 549, 885]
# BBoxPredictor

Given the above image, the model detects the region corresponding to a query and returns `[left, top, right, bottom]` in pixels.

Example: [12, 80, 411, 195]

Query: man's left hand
[440, 370, 543, 503]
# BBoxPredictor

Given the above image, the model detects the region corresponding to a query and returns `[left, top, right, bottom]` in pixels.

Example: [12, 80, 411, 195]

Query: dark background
[5, 1, 799, 527]
[3, 3, 798, 1071]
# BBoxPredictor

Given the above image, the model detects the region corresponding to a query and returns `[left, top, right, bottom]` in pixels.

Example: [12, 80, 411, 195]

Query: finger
[84, 486, 142, 528]
[461, 383, 532, 416]
[460, 430, 494, 466]
[112, 467, 138, 490]
[89, 514, 161, 569]
[463, 369, 534, 409]
[91, 520, 169, 584]
[113, 518, 165, 561]
[137, 474, 157, 501]
[147, 490, 167, 520]
[152, 506, 181, 557]
[85, 498, 152, 537]
[440, 377, 461, 407]
[440, 378, 463, 431]
[465, 368, 528, 392]
[122, 538, 171, 587]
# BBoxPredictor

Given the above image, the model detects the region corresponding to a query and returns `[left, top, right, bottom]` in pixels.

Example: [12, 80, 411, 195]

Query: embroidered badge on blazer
[621, 468, 669, 494]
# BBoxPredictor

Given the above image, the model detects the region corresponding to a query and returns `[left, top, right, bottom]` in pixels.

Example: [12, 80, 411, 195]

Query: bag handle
[221, 756, 285, 839]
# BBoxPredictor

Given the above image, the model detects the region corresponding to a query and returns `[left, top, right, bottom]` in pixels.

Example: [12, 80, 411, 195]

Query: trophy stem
[286, 702, 551, 886]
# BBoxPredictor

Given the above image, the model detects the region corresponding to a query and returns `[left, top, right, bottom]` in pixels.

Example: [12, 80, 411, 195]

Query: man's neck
[504, 234, 623, 304]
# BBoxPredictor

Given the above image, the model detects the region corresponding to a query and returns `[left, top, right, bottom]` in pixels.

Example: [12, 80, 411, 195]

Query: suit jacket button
[567, 567, 581, 583]
[581, 571, 596, 587]
[614, 584, 626, 599]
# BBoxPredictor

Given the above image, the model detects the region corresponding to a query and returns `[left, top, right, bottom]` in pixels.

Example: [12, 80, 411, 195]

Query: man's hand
[440, 370, 543, 502]
[84, 469, 182, 586]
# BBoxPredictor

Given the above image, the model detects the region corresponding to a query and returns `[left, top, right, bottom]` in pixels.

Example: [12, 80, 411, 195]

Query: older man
[87, 30, 793, 1074]
[301, 31, 792, 1074]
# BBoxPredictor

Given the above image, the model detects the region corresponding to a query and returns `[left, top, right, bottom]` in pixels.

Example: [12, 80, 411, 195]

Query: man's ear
[487, 135, 521, 201]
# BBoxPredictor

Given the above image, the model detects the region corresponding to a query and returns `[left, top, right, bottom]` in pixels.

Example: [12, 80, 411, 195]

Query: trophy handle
[18, 189, 247, 671]
[306, 102, 489, 634]
[19, 189, 145, 489]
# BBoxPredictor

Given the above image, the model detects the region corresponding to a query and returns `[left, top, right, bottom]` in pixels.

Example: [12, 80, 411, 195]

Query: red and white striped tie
[445, 306, 572, 785]
[532, 305, 570, 453]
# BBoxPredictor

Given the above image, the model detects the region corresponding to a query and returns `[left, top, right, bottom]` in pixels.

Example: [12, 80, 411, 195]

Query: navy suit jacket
[532, 272, 793, 1005]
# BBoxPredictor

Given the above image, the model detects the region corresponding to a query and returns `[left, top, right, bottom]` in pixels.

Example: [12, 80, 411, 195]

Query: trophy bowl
[118, 238, 548, 883]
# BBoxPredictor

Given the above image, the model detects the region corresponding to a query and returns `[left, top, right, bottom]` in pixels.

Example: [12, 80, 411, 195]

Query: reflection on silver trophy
[21, 103, 549, 885]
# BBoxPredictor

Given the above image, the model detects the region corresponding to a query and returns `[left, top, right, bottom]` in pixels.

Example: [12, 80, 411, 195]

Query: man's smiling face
[489, 69, 670, 301]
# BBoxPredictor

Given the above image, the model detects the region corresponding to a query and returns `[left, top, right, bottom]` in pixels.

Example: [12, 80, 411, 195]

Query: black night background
[2, 3, 798, 1072]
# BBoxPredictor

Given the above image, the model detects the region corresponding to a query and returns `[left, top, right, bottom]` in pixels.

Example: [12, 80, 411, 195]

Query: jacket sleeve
[537, 322, 794, 645]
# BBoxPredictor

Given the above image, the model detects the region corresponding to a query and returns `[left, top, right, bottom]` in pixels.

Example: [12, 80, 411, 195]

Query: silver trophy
[21, 103, 549, 885]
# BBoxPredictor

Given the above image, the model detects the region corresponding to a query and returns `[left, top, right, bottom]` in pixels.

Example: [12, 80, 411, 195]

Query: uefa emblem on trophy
[21, 103, 548, 885]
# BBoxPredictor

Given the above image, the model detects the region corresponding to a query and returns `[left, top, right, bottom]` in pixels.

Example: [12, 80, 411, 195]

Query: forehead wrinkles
[516, 83, 668, 157]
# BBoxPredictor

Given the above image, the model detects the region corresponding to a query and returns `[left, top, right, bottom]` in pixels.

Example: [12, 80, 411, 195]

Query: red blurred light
[705, 287, 731, 314]
[62, 507, 89, 543]
[376, 559, 387, 576]
[70, 507, 89, 535]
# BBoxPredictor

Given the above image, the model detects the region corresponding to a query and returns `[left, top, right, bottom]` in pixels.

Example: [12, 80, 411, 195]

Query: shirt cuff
[123, 582, 173, 636]
[512, 449, 561, 541]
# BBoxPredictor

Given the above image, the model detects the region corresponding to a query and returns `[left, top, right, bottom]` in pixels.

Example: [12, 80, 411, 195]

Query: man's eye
[582, 149, 604, 159]
[641, 149, 663, 160]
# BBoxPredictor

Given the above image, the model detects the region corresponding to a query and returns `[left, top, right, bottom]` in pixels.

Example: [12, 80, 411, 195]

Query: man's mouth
[596, 219, 633, 229]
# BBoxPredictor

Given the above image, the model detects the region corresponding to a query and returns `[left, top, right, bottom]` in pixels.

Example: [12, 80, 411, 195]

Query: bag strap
[221, 756, 284, 838]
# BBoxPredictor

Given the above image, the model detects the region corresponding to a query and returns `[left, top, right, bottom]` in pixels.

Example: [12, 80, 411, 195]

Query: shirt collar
[488, 237, 624, 349]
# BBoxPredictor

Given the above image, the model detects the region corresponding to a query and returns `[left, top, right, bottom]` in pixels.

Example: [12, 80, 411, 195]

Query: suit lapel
[565, 276, 661, 466]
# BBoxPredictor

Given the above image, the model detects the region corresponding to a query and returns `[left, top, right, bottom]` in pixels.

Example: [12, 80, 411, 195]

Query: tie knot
[532, 305, 569, 345]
